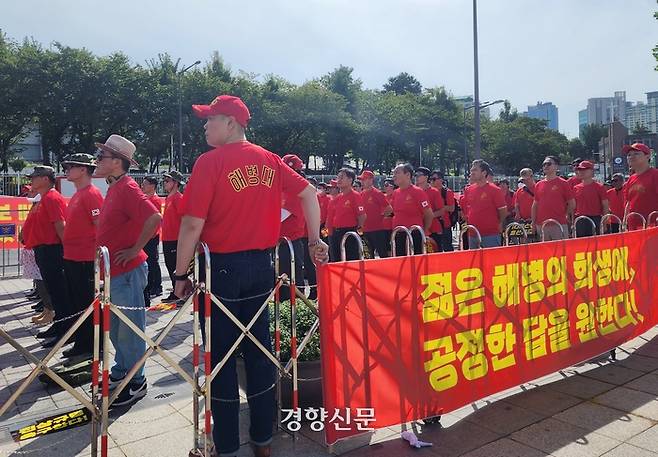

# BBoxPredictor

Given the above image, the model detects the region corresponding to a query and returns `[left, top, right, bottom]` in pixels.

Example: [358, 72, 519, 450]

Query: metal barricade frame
[504, 222, 529, 246]
[340, 231, 365, 261]
[623, 212, 647, 231]
[572, 216, 597, 238]
[460, 224, 482, 249]
[600, 214, 623, 235]
[540, 218, 565, 242]
[409, 225, 427, 255]
[390, 226, 413, 256]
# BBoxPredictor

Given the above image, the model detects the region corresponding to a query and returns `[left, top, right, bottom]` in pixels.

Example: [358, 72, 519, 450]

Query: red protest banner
[0, 196, 35, 249]
[317, 229, 658, 445]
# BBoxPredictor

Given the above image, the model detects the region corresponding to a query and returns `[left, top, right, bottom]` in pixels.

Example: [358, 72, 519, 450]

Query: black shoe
[63, 345, 92, 359]
[41, 336, 72, 348]
[150, 289, 163, 297]
[31, 301, 44, 310]
[161, 293, 180, 303]
[111, 379, 147, 407]
[36, 327, 58, 339]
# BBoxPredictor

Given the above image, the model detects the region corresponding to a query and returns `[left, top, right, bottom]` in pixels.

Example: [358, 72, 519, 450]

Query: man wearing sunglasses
[531, 156, 575, 240]
[606, 173, 625, 233]
[622, 143, 658, 229]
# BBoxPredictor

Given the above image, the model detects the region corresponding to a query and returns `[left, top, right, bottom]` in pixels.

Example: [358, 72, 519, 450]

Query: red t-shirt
[391, 185, 430, 229]
[148, 194, 163, 237]
[606, 188, 625, 222]
[280, 190, 305, 241]
[31, 188, 66, 246]
[534, 178, 574, 225]
[504, 191, 514, 216]
[162, 191, 183, 241]
[439, 187, 455, 228]
[361, 187, 389, 232]
[514, 186, 534, 220]
[422, 185, 444, 234]
[330, 189, 365, 229]
[97, 176, 159, 277]
[21, 205, 38, 249]
[318, 192, 329, 225]
[567, 176, 582, 188]
[63, 185, 103, 262]
[574, 181, 607, 217]
[182, 141, 309, 253]
[383, 193, 394, 230]
[623, 168, 658, 224]
[464, 183, 507, 236]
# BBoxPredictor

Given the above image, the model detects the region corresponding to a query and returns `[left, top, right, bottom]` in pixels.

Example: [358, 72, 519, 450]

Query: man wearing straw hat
[173, 95, 328, 457]
[94, 134, 162, 407]
[61, 153, 104, 360]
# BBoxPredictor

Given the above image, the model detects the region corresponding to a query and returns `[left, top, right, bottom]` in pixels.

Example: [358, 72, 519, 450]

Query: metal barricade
[390, 226, 413, 256]
[504, 222, 528, 246]
[572, 216, 597, 238]
[600, 214, 623, 235]
[648, 211, 658, 227]
[0, 246, 106, 456]
[540, 219, 565, 242]
[340, 231, 365, 261]
[409, 225, 427, 255]
[459, 224, 482, 250]
[623, 212, 647, 231]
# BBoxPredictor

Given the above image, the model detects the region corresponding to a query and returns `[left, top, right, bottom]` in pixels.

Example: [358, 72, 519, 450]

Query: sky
[3, 0, 657, 138]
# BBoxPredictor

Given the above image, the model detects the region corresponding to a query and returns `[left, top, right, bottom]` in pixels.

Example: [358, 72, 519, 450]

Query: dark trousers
[394, 230, 424, 256]
[608, 223, 621, 234]
[363, 230, 390, 258]
[162, 240, 177, 284]
[144, 235, 162, 294]
[330, 227, 360, 262]
[440, 226, 454, 252]
[429, 232, 442, 252]
[63, 259, 96, 353]
[198, 250, 275, 455]
[34, 244, 72, 336]
[575, 215, 602, 237]
[300, 237, 317, 300]
[277, 238, 305, 301]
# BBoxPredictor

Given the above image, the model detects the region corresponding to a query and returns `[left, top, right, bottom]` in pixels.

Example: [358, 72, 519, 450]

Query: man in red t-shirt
[463, 160, 507, 249]
[605, 173, 625, 233]
[29, 165, 72, 347]
[514, 168, 535, 221]
[567, 158, 583, 188]
[623, 142, 658, 229]
[532, 156, 575, 241]
[61, 154, 104, 359]
[173, 95, 327, 457]
[327, 168, 366, 261]
[573, 160, 609, 237]
[359, 170, 392, 258]
[415, 167, 444, 252]
[141, 176, 163, 301]
[391, 164, 433, 255]
[161, 170, 185, 302]
[95, 134, 162, 407]
[430, 170, 455, 252]
[279, 154, 306, 299]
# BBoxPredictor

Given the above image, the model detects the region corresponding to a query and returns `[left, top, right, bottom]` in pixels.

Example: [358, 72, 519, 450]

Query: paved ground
[2, 265, 658, 457]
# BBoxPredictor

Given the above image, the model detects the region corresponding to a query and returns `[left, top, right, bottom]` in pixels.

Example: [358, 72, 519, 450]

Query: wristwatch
[172, 272, 188, 282]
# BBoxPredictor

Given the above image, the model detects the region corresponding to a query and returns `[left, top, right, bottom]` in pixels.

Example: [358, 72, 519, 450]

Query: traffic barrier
[504, 222, 528, 246]
[600, 214, 623, 234]
[409, 225, 427, 255]
[648, 211, 658, 227]
[0, 246, 107, 456]
[623, 212, 647, 231]
[572, 215, 597, 238]
[459, 224, 482, 249]
[339, 231, 365, 261]
[390, 226, 413, 256]
[540, 218, 565, 241]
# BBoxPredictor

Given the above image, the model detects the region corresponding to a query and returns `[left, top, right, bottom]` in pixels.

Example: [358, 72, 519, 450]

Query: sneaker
[63, 345, 92, 360]
[111, 379, 147, 407]
[91, 374, 123, 394]
[36, 326, 58, 339]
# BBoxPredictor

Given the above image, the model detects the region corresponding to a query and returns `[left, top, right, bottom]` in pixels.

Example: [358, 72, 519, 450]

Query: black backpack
[441, 187, 459, 228]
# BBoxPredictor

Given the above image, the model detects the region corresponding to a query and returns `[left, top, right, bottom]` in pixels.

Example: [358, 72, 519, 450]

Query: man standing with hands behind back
[174, 95, 328, 457]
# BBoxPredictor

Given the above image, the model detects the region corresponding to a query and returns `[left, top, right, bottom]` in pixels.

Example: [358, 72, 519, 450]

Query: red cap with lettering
[192, 95, 251, 127]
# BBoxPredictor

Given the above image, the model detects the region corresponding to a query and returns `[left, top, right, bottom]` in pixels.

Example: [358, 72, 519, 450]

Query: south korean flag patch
[91, 209, 100, 217]
[421, 201, 429, 208]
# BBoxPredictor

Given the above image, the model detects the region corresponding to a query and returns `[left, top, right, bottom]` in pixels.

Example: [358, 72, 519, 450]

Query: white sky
[3, 0, 657, 138]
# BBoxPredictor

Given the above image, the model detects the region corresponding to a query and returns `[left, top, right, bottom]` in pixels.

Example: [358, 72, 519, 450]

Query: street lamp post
[177, 60, 201, 172]
[472, 0, 481, 159]
[463, 99, 504, 176]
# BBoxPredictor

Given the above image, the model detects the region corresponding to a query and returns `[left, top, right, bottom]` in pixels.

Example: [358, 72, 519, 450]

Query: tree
[654, 6, 658, 70]
[579, 123, 608, 160]
[10, 158, 26, 173]
[498, 100, 518, 123]
[383, 72, 422, 95]
[632, 122, 651, 136]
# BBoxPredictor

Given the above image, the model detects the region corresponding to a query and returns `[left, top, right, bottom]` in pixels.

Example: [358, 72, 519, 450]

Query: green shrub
[269, 300, 320, 362]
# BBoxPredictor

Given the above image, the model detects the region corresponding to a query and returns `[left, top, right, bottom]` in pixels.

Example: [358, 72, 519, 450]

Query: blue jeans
[469, 234, 501, 249]
[109, 262, 148, 384]
[201, 250, 275, 457]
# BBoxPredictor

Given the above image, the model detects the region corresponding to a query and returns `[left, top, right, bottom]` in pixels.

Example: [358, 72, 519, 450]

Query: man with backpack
[430, 170, 456, 252]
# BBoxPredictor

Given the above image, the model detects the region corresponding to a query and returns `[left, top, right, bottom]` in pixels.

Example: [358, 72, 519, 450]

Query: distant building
[523, 101, 558, 130]
[581, 91, 627, 128]
[453, 95, 491, 119]
[598, 121, 628, 177]
[578, 109, 588, 132]
[9, 124, 43, 164]
[625, 91, 658, 134]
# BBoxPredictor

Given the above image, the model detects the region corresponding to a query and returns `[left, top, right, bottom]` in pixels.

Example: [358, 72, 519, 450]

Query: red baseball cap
[358, 170, 374, 180]
[192, 95, 251, 127]
[576, 160, 594, 170]
[282, 154, 303, 171]
[622, 143, 651, 155]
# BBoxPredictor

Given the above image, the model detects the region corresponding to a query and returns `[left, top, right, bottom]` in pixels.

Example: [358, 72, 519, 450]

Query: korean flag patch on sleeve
[421, 201, 429, 208]
[91, 209, 100, 216]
